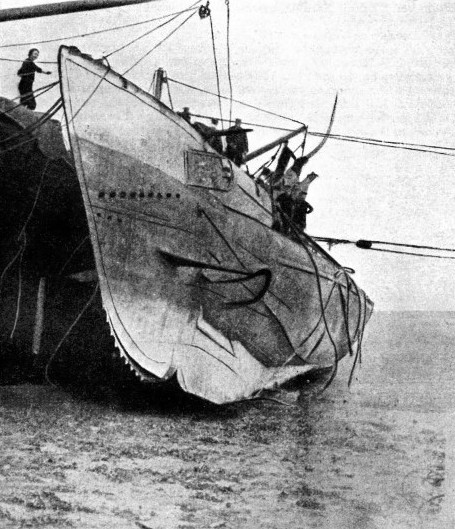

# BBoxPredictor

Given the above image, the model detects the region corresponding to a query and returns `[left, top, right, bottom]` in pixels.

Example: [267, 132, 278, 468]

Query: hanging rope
[208, 11, 224, 124]
[225, 0, 233, 125]
[348, 287, 367, 387]
[45, 282, 100, 387]
[4, 162, 49, 337]
[286, 216, 342, 393]
[253, 144, 282, 177]
[266, 203, 369, 393]
[9, 237, 25, 340]
[18, 160, 50, 241]
[58, 235, 90, 276]
[0, 162, 49, 331]
[335, 269, 355, 358]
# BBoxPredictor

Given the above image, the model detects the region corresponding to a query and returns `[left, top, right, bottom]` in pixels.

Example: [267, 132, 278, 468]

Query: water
[0, 311, 454, 528]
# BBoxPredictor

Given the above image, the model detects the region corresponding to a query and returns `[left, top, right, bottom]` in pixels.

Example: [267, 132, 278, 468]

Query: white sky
[1, 0, 454, 310]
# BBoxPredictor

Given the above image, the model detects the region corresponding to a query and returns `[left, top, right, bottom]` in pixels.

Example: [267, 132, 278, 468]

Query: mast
[243, 125, 307, 163]
[152, 68, 166, 100]
[0, 0, 160, 23]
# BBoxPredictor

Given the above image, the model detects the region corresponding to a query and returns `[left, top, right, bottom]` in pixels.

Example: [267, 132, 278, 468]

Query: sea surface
[0, 311, 454, 528]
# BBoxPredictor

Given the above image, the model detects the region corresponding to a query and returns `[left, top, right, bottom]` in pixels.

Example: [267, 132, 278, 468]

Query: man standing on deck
[17, 48, 52, 110]
[291, 171, 318, 231]
[207, 117, 223, 154]
[177, 106, 192, 124]
[274, 155, 319, 233]
[226, 118, 248, 166]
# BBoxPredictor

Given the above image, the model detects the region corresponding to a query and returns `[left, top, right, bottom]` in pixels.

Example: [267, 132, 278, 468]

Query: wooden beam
[243, 124, 307, 163]
[0, 0, 160, 23]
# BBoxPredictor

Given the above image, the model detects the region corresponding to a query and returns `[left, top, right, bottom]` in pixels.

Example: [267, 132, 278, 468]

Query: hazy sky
[1, 0, 455, 310]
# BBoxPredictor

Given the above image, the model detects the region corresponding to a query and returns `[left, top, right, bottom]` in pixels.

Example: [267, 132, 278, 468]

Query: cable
[0, 101, 63, 150]
[209, 13, 223, 124]
[348, 287, 367, 387]
[58, 236, 90, 275]
[175, 110, 455, 153]
[313, 235, 455, 260]
[45, 282, 100, 387]
[309, 131, 455, 157]
[8, 160, 50, 339]
[270, 204, 369, 392]
[9, 238, 25, 340]
[18, 160, 50, 241]
[0, 81, 59, 116]
[335, 269, 354, 358]
[314, 235, 455, 253]
[0, 104, 65, 154]
[225, 0, 233, 125]
[0, 135, 36, 155]
[287, 217, 342, 393]
[0, 7, 201, 49]
[365, 238, 455, 252]
[0, 57, 56, 64]
[106, 1, 200, 60]
[367, 247, 455, 260]
[252, 144, 281, 177]
[0, 98, 62, 145]
[167, 77, 305, 125]
[173, 109, 455, 157]
[311, 130, 455, 153]
[188, 112, 291, 130]
[121, 9, 199, 76]
[0, 245, 23, 297]
[67, 68, 108, 124]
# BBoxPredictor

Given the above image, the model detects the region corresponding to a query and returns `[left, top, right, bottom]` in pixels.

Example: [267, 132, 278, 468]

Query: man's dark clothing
[17, 59, 43, 110]
[208, 129, 223, 154]
[226, 125, 248, 166]
[274, 193, 313, 234]
[192, 122, 223, 154]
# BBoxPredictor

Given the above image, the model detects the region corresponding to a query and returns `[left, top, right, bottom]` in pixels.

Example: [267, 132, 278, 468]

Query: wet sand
[0, 311, 454, 528]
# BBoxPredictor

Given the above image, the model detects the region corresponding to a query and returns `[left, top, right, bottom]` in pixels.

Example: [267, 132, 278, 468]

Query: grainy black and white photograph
[0, 0, 454, 527]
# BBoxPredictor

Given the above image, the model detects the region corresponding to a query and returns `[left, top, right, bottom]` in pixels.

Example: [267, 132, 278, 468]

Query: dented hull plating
[59, 45, 373, 404]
